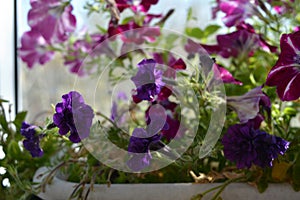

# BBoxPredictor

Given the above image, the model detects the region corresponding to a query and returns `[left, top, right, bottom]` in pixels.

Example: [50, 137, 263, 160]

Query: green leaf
[122, 16, 134, 25]
[96, 24, 107, 33]
[0, 99, 9, 103]
[0, 112, 9, 133]
[257, 171, 268, 193]
[185, 27, 204, 39]
[13, 111, 27, 130]
[187, 7, 193, 21]
[283, 107, 297, 117]
[7, 141, 22, 159]
[203, 25, 220, 37]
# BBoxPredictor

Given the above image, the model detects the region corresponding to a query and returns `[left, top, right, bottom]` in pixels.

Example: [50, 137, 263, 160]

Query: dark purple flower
[236, 23, 277, 53]
[53, 91, 94, 143]
[266, 31, 300, 101]
[131, 59, 165, 102]
[201, 29, 260, 59]
[19, 30, 54, 68]
[21, 122, 44, 157]
[145, 100, 183, 141]
[28, 0, 76, 43]
[127, 128, 161, 171]
[222, 123, 289, 168]
[160, 116, 182, 141]
[227, 86, 271, 123]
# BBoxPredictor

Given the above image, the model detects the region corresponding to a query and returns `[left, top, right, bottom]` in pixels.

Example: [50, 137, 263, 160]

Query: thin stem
[211, 177, 245, 200]
[95, 111, 128, 135]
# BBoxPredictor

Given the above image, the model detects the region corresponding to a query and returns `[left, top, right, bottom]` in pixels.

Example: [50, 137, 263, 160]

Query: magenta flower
[115, 0, 158, 13]
[108, 21, 160, 45]
[28, 0, 76, 43]
[227, 86, 271, 123]
[266, 31, 300, 101]
[267, 0, 295, 15]
[213, 63, 242, 85]
[19, 30, 54, 68]
[222, 123, 289, 168]
[64, 33, 112, 76]
[218, 0, 258, 27]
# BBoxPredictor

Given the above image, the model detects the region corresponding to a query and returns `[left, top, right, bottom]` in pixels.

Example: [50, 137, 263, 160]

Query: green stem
[211, 177, 245, 200]
[95, 111, 127, 135]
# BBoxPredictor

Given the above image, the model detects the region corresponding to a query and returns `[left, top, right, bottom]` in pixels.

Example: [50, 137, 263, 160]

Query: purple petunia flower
[266, 31, 300, 101]
[201, 29, 260, 59]
[21, 122, 44, 157]
[53, 91, 94, 143]
[131, 59, 165, 103]
[222, 123, 289, 168]
[127, 128, 161, 171]
[227, 86, 271, 123]
[19, 30, 54, 68]
[236, 23, 277, 53]
[28, 0, 76, 43]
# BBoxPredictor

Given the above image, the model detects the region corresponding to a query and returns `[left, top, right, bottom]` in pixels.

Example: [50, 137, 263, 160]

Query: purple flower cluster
[53, 91, 94, 143]
[21, 122, 44, 157]
[127, 58, 186, 171]
[222, 123, 289, 168]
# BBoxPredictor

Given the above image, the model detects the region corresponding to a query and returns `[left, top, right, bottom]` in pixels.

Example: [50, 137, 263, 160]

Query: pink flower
[218, 0, 258, 27]
[266, 31, 300, 101]
[108, 21, 160, 44]
[28, 0, 76, 43]
[213, 63, 242, 85]
[115, 0, 158, 13]
[19, 30, 54, 68]
[64, 34, 113, 76]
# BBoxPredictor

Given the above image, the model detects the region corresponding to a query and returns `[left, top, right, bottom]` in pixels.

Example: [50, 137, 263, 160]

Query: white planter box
[34, 167, 300, 200]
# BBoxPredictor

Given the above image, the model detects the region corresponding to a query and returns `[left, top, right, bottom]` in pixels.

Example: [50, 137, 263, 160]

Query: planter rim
[33, 167, 300, 200]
